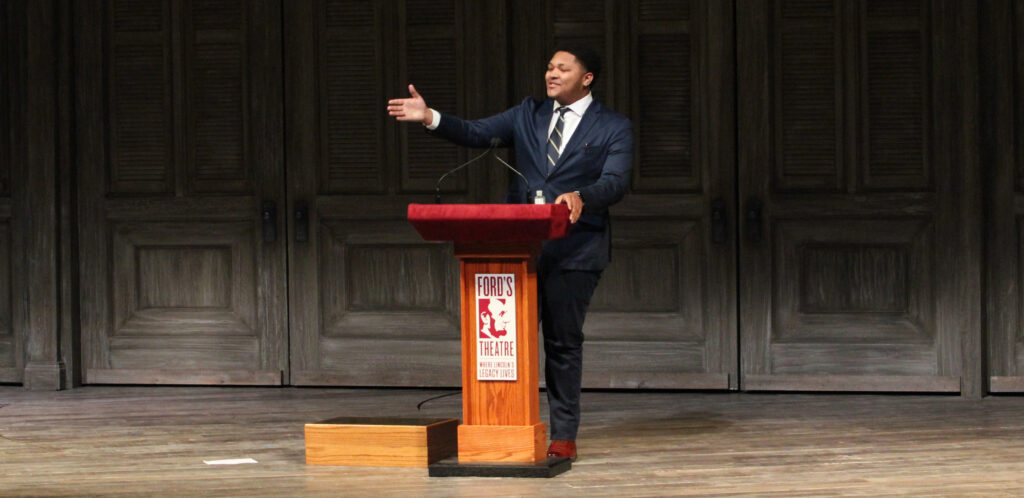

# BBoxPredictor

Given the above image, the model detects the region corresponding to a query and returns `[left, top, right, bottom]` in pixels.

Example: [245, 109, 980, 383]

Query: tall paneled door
[736, 0, 975, 392]
[76, 0, 288, 384]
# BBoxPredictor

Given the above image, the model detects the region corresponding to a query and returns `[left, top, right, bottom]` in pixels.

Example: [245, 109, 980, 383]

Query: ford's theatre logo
[475, 273, 517, 381]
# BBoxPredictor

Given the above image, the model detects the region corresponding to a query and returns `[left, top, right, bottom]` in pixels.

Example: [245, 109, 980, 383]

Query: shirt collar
[553, 92, 593, 116]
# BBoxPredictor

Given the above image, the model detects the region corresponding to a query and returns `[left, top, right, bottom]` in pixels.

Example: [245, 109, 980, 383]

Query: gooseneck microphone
[492, 148, 529, 202]
[434, 138, 503, 204]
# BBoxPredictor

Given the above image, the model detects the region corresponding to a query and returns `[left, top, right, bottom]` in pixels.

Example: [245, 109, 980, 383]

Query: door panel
[76, 0, 286, 385]
[295, 219, 460, 385]
[769, 219, 934, 346]
[514, 0, 737, 389]
[738, 0, 975, 392]
[285, 0, 500, 386]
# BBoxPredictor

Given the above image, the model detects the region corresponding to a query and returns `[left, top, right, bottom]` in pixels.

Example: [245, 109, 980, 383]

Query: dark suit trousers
[539, 263, 601, 441]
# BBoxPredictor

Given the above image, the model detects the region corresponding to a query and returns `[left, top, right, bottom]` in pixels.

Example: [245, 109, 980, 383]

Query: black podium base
[428, 456, 571, 478]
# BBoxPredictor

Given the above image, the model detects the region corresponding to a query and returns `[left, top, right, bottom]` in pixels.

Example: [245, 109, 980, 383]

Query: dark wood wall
[0, 0, 20, 385]
[3, 0, 75, 390]
[1, 0, 1014, 398]
[985, 0, 1024, 393]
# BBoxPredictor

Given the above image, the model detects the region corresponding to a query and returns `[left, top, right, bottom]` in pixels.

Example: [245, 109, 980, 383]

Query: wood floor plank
[1, 387, 1024, 496]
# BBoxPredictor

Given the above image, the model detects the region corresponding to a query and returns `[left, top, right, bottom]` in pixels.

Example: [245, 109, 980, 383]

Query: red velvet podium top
[407, 204, 571, 243]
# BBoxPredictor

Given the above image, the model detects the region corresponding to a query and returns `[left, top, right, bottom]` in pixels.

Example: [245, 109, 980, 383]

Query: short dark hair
[552, 44, 602, 88]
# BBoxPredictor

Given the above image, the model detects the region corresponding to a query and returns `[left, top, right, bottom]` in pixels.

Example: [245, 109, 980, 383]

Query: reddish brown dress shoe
[547, 440, 577, 462]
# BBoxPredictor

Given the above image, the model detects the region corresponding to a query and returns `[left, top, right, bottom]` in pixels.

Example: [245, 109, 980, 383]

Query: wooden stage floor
[2, 386, 1024, 496]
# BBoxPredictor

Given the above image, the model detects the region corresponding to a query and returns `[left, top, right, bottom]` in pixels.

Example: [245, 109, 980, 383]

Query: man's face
[546, 51, 593, 105]
[488, 299, 514, 332]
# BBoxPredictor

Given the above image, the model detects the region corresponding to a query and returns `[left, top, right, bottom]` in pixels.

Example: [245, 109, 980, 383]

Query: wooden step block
[305, 417, 459, 467]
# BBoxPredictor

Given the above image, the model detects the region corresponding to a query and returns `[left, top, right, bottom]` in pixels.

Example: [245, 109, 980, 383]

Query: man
[387, 45, 633, 462]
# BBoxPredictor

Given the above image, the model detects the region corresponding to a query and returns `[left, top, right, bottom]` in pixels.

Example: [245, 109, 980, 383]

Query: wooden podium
[408, 203, 572, 477]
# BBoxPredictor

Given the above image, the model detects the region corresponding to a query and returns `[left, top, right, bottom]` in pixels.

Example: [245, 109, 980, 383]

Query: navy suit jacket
[429, 97, 633, 271]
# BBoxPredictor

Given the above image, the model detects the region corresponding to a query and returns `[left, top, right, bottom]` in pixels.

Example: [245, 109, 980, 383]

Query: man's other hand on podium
[555, 192, 583, 224]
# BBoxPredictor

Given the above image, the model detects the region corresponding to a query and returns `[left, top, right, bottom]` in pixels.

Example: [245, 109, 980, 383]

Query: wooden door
[0, 1, 22, 383]
[511, 0, 738, 389]
[985, 0, 1024, 393]
[75, 0, 287, 385]
[284, 0, 506, 386]
[737, 0, 980, 392]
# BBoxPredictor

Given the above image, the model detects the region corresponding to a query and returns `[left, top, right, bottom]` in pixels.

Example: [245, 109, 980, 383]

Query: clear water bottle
[533, 190, 545, 204]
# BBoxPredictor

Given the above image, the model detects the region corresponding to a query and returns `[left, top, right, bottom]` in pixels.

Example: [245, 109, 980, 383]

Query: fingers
[386, 98, 417, 121]
[386, 105, 406, 116]
[408, 83, 420, 99]
[555, 193, 583, 223]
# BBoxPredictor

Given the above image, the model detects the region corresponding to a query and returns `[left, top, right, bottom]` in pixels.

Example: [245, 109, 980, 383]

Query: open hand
[555, 192, 584, 224]
[387, 84, 431, 125]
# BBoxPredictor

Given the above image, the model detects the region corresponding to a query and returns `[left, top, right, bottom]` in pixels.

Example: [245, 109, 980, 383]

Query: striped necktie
[546, 107, 570, 173]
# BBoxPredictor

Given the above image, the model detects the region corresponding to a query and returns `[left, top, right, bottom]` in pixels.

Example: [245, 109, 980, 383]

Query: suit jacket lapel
[534, 102, 553, 176]
[551, 101, 602, 176]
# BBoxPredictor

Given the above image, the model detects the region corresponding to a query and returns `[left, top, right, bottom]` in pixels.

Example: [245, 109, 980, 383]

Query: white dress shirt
[546, 92, 593, 154]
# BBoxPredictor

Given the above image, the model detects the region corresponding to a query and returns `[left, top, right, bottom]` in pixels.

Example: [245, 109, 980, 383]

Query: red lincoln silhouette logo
[479, 298, 512, 339]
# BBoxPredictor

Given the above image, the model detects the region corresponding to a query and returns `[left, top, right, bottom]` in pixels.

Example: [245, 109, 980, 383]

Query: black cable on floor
[416, 391, 460, 410]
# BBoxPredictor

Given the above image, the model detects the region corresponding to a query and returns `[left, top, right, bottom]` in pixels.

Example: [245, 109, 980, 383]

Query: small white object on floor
[203, 458, 258, 465]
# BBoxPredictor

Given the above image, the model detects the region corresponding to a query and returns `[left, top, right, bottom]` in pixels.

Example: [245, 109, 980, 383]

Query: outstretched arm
[387, 84, 433, 126]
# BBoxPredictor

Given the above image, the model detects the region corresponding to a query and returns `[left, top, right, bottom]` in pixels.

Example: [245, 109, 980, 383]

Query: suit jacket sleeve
[427, 105, 519, 149]
[577, 122, 633, 213]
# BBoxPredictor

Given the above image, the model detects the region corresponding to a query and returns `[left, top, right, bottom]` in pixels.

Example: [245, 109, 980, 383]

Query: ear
[582, 72, 594, 88]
